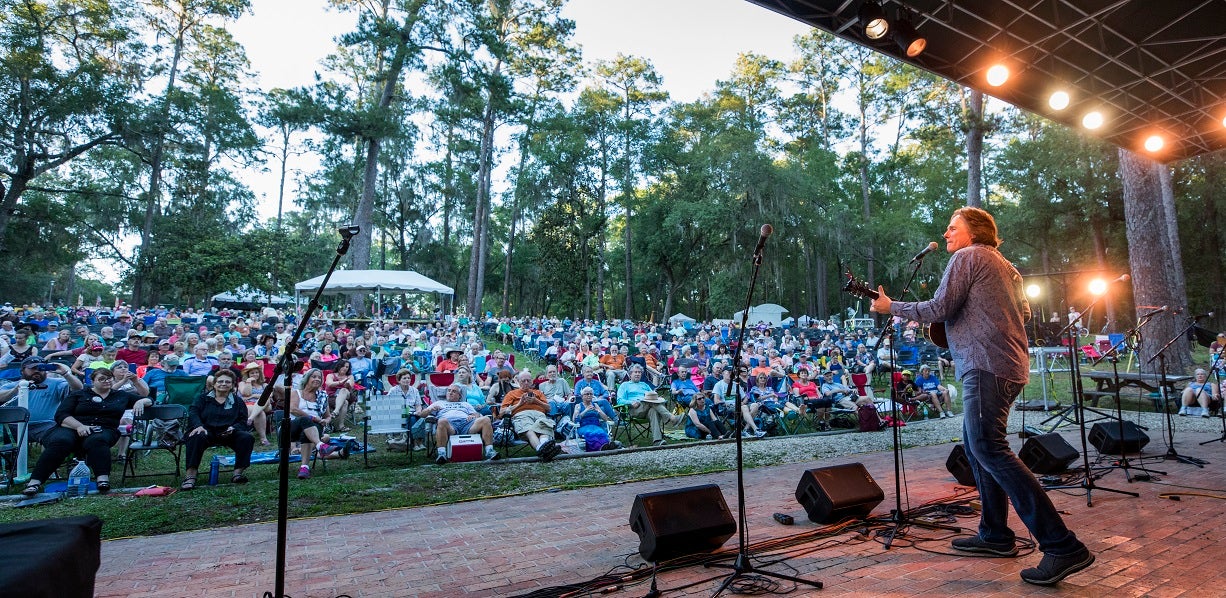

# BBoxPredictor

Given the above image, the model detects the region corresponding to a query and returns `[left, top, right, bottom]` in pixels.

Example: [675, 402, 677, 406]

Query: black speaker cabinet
[0, 515, 102, 598]
[629, 484, 735, 562]
[794, 463, 884, 523]
[946, 444, 977, 486]
[1089, 421, 1150, 454]
[1020, 433, 1080, 473]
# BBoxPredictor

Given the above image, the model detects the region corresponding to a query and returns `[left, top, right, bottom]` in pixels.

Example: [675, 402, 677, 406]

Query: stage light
[893, 17, 926, 57]
[1144, 135, 1164, 152]
[1048, 91, 1070, 110]
[1082, 111, 1104, 130]
[1222, 114, 1226, 128]
[1088, 278, 1108, 296]
[1026, 284, 1041, 299]
[986, 65, 1009, 87]
[859, 1, 889, 40]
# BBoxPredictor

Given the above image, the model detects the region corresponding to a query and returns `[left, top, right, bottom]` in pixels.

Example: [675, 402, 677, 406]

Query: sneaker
[652, 439, 667, 447]
[484, 447, 501, 461]
[951, 536, 1019, 557]
[435, 452, 449, 465]
[754, 430, 768, 438]
[297, 466, 311, 480]
[940, 411, 949, 419]
[1178, 406, 1188, 416]
[1020, 549, 1095, 586]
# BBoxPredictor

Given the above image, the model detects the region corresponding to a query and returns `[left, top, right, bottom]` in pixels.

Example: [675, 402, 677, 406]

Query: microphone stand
[868, 252, 958, 549]
[706, 228, 822, 596]
[1089, 324, 1165, 482]
[1146, 318, 1209, 467]
[1043, 295, 1138, 505]
[1199, 342, 1226, 446]
[259, 227, 357, 598]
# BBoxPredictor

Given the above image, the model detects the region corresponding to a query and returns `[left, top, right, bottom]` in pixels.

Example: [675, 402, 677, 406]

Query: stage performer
[870, 206, 1094, 586]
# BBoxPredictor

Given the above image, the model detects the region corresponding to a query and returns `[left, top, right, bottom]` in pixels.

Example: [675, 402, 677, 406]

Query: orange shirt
[600, 354, 627, 370]
[643, 354, 660, 370]
[501, 388, 550, 415]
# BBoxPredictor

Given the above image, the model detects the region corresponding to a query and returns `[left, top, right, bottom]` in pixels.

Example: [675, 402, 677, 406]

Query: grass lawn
[0, 337, 1210, 540]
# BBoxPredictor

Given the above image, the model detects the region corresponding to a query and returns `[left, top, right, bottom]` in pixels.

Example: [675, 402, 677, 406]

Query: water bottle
[68, 460, 91, 497]
[208, 455, 221, 486]
[920, 403, 930, 419]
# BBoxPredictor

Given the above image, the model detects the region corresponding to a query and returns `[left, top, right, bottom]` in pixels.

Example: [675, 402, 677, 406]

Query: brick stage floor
[96, 425, 1226, 597]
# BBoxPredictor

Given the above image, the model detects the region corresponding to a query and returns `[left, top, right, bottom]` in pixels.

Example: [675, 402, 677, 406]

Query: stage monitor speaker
[1089, 421, 1150, 454]
[945, 444, 977, 486]
[629, 484, 735, 562]
[0, 515, 101, 598]
[794, 463, 884, 523]
[1019, 433, 1079, 473]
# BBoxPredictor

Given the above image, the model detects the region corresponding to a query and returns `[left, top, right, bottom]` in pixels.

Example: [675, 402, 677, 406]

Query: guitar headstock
[842, 270, 879, 300]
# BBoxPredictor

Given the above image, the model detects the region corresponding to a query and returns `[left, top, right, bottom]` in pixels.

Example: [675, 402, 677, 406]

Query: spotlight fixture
[986, 64, 1009, 87]
[1144, 135, 1164, 152]
[1088, 278, 1108, 296]
[1082, 111, 1104, 130]
[1222, 114, 1226, 128]
[859, 1, 889, 40]
[1026, 284, 1041, 299]
[893, 16, 926, 57]
[1048, 91, 1070, 110]
[338, 224, 361, 239]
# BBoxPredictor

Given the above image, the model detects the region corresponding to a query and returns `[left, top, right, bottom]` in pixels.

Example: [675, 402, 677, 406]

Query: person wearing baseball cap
[0, 356, 84, 443]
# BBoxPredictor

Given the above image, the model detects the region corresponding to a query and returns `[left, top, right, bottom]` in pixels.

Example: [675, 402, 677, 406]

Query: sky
[225, 0, 813, 220]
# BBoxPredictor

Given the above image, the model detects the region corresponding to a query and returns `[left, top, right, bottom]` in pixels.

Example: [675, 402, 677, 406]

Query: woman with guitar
[867, 207, 1094, 587]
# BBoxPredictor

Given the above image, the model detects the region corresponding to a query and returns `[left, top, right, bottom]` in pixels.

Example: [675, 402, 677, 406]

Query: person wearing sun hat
[437, 345, 465, 373]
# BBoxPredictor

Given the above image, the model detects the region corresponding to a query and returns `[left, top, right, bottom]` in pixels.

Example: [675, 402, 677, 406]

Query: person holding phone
[180, 369, 254, 490]
[0, 356, 84, 443]
[23, 367, 152, 496]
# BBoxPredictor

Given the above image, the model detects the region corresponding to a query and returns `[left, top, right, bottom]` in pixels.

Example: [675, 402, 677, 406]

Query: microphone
[338, 224, 361, 239]
[1137, 305, 1167, 318]
[1111, 274, 1131, 284]
[909, 241, 939, 264]
[1191, 311, 1215, 320]
[754, 224, 773, 256]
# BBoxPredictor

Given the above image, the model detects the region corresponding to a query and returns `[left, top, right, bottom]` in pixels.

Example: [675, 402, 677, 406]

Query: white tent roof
[212, 285, 293, 305]
[294, 270, 454, 296]
[668, 313, 696, 323]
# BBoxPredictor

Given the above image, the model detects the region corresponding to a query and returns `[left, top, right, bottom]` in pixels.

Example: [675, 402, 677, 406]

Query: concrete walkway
[95, 425, 1226, 597]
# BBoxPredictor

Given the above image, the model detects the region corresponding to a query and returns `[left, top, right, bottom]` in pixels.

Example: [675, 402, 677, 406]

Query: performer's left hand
[870, 286, 892, 314]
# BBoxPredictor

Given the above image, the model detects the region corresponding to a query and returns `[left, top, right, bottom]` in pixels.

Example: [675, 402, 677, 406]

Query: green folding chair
[162, 375, 209, 406]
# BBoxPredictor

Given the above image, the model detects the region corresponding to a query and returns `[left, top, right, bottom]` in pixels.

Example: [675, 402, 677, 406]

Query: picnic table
[1083, 370, 1191, 411]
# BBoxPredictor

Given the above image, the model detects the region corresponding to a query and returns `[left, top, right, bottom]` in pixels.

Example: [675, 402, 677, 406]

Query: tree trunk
[965, 89, 984, 207]
[1158, 166, 1188, 311]
[134, 12, 188, 307]
[466, 85, 498, 316]
[1119, 149, 1192, 375]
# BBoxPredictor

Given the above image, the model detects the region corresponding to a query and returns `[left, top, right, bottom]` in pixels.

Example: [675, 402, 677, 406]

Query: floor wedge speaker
[629, 484, 735, 562]
[795, 463, 884, 523]
[1019, 433, 1079, 473]
[945, 444, 977, 486]
[1089, 421, 1150, 454]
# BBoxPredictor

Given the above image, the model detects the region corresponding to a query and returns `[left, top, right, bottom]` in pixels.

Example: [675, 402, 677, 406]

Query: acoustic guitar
[841, 272, 948, 349]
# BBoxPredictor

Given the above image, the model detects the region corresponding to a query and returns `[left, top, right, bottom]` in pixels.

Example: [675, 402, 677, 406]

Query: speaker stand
[704, 235, 822, 597]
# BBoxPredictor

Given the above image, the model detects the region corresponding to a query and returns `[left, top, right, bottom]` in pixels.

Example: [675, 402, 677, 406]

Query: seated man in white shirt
[417, 384, 499, 464]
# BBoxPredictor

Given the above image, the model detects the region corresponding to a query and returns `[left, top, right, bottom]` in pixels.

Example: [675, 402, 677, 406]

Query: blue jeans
[961, 369, 1084, 556]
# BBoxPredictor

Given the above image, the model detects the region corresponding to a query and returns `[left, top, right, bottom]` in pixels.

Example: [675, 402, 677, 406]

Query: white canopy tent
[293, 270, 454, 316]
[668, 313, 696, 324]
[211, 285, 294, 306]
[731, 303, 789, 326]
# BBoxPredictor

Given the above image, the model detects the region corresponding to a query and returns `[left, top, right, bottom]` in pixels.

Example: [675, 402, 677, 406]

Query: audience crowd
[0, 301, 960, 495]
